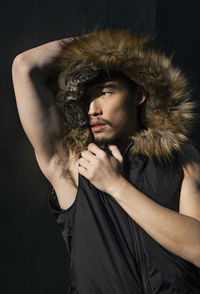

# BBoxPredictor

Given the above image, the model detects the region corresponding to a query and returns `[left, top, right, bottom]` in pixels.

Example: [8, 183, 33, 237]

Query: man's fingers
[81, 149, 96, 162]
[87, 143, 106, 158]
[78, 165, 88, 178]
[79, 157, 91, 169]
[108, 145, 123, 163]
[87, 143, 123, 163]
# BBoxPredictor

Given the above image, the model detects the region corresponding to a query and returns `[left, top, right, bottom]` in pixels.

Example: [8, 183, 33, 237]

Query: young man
[12, 28, 200, 293]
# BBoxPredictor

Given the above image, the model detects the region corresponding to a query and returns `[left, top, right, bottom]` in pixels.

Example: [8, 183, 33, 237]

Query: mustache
[90, 118, 112, 126]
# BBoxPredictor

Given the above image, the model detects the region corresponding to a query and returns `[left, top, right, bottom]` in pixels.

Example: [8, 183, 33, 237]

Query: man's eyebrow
[96, 83, 118, 89]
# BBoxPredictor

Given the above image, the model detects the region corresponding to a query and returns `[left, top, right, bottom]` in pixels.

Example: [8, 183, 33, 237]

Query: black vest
[48, 150, 200, 294]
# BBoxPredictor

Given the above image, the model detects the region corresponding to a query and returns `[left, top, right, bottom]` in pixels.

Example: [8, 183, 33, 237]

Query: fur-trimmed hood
[46, 28, 196, 160]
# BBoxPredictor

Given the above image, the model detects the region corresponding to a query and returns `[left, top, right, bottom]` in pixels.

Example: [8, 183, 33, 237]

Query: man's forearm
[109, 176, 200, 267]
[13, 36, 75, 76]
[11, 37, 73, 159]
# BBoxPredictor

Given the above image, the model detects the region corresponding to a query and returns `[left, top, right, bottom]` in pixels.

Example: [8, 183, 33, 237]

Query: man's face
[83, 76, 140, 145]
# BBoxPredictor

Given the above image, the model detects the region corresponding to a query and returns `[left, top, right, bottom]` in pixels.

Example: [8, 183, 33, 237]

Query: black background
[1, 0, 200, 293]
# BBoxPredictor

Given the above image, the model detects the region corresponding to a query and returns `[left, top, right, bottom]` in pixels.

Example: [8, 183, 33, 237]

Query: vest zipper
[132, 220, 150, 294]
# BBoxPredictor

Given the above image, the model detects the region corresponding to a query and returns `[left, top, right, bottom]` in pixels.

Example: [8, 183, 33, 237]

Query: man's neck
[111, 136, 133, 156]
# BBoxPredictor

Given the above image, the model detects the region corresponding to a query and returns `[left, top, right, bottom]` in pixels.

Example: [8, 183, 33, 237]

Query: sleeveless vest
[48, 150, 200, 294]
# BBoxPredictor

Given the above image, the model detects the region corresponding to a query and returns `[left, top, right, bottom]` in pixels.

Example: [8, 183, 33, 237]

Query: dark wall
[1, 1, 156, 293]
[156, 0, 200, 148]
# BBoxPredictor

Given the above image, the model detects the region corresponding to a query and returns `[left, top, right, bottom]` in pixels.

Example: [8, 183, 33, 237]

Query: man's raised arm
[12, 38, 72, 180]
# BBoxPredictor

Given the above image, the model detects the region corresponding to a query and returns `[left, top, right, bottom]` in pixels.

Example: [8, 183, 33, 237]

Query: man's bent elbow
[12, 53, 35, 74]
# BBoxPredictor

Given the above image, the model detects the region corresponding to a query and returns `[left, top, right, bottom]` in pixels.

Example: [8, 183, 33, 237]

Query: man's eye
[101, 91, 112, 96]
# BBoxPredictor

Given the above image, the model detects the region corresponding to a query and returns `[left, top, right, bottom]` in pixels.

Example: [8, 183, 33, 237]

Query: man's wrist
[107, 176, 129, 201]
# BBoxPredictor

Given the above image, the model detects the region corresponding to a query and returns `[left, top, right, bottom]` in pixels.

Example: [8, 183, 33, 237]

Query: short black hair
[85, 69, 137, 91]
[83, 69, 138, 106]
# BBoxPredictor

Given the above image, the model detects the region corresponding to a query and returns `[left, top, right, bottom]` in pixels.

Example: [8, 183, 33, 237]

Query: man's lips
[90, 121, 107, 132]
[92, 125, 106, 131]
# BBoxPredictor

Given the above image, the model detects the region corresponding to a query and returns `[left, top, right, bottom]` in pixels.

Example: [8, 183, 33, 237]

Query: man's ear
[134, 86, 147, 105]
[136, 93, 146, 105]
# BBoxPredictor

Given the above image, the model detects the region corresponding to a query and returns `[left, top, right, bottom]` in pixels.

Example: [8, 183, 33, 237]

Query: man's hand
[78, 143, 123, 194]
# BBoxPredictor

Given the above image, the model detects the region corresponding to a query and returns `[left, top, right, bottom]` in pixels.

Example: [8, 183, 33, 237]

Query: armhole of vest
[47, 172, 81, 215]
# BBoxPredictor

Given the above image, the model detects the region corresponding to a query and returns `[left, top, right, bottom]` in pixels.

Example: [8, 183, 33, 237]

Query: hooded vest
[48, 145, 200, 294]
[45, 28, 200, 293]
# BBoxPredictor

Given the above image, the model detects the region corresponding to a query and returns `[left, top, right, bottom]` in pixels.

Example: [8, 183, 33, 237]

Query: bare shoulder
[179, 143, 200, 177]
[179, 143, 200, 222]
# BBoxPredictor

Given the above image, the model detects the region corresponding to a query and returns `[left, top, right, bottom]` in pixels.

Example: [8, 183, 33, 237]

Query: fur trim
[45, 28, 196, 159]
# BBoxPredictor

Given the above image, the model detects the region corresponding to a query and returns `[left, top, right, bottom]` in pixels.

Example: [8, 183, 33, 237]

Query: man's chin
[92, 137, 114, 154]
[93, 136, 113, 147]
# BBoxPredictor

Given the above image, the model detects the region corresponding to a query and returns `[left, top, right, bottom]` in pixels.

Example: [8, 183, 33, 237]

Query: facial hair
[93, 137, 113, 155]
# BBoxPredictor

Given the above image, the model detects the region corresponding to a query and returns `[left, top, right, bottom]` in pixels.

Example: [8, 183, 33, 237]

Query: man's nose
[88, 98, 102, 116]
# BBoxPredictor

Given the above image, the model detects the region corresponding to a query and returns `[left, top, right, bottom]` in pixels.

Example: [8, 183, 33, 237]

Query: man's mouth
[90, 121, 107, 133]
[91, 124, 107, 133]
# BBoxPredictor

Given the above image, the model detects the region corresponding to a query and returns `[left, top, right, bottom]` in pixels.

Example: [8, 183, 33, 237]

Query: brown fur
[45, 28, 197, 160]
